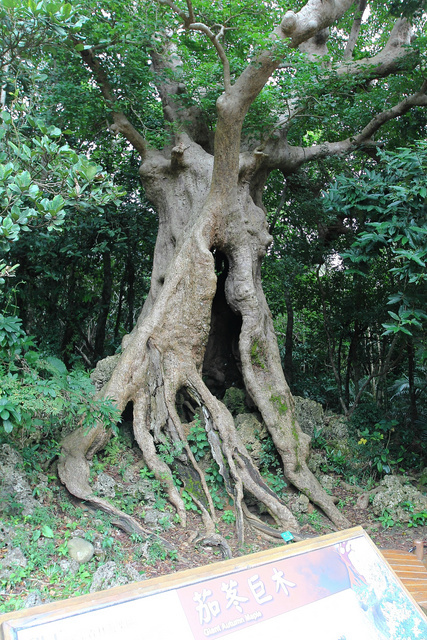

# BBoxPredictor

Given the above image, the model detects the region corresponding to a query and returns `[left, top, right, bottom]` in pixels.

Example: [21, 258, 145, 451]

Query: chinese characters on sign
[179, 545, 348, 638]
[3, 529, 427, 640]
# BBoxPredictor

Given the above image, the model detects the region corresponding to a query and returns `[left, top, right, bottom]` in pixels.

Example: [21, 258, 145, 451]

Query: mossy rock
[235, 414, 267, 465]
[223, 387, 247, 416]
[372, 475, 427, 523]
[90, 354, 121, 391]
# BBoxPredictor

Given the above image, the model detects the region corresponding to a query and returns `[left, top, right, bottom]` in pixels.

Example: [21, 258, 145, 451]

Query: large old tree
[55, 0, 427, 541]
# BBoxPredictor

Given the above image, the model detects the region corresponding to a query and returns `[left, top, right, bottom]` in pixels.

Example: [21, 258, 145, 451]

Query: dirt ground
[1, 454, 427, 614]
[140, 481, 427, 581]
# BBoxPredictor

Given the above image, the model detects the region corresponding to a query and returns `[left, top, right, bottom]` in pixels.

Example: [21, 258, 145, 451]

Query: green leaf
[45, 356, 67, 374]
[41, 525, 55, 538]
[3, 419, 14, 433]
[1, 111, 11, 124]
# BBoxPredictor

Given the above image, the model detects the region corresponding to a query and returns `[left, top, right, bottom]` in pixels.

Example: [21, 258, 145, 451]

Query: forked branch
[156, 0, 231, 91]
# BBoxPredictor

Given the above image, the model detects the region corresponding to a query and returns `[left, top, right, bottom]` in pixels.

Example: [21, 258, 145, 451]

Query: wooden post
[414, 540, 424, 562]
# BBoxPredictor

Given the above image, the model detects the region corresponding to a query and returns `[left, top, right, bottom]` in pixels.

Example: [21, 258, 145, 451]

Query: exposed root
[166, 395, 217, 520]
[356, 486, 383, 510]
[87, 496, 175, 550]
[133, 390, 187, 525]
[191, 496, 233, 559]
[187, 373, 302, 539]
[241, 503, 283, 542]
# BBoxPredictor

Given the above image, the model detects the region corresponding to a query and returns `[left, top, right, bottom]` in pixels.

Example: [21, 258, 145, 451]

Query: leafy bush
[356, 419, 402, 475]
[187, 417, 210, 461]
[0, 315, 120, 442]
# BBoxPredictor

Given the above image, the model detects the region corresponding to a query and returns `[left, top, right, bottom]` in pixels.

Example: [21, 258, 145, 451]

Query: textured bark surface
[59, 133, 349, 539]
[58, 0, 427, 544]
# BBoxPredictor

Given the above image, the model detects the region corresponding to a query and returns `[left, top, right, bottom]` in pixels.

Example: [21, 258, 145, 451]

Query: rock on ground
[372, 475, 427, 523]
[67, 537, 95, 563]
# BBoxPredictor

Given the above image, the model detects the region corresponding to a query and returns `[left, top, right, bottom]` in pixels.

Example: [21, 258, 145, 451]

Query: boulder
[223, 388, 247, 416]
[323, 415, 349, 440]
[293, 397, 324, 438]
[0, 546, 27, 582]
[94, 472, 118, 499]
[23, 591, 45, 609]
[59, 558, 80, 575]
[0, 444, 40, 516]
[67, 537, 95, 563]
[291, 494, 310, 514]
[144, 509, 173, 529]
[372, 475, 427, 523]
[90, 355, 121, 391]
[307, 451, 327, 475]
[235, 414, 268, 465]
[319, 474, 335, 493]
[89, 561, 143, 593]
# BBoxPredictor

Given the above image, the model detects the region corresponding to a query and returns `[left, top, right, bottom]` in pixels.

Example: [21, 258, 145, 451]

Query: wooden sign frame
[1, 526, 426, 639]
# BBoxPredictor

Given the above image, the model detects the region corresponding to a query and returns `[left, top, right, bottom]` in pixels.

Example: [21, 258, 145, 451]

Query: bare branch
[188, 22, 231, 91]
[344, 0, 368, 60]
[186, 0, 195, 23]
[80, 49, 146, 159]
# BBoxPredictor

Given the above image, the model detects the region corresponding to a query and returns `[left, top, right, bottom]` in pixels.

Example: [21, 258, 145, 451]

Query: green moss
[291, 419, 299, 443]
[270, 393, 288, 415]
[251, 340, 265, 369]
[223, 387, 247, 416]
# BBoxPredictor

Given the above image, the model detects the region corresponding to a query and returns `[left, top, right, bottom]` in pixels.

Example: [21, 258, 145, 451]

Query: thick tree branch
[259, 80, 427, 173]
[149, 47, 212, 149]
[352, 79, 427, 142]
[280, 0, 355, 48]
[344, 0, 368, 60]
[229, 0, 355, 115]
[80, 49, 147, 159]
[244, 16, 418, 165]
[338, 19, 415, 78]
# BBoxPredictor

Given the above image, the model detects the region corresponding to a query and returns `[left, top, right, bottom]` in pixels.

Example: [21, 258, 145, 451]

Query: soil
[1, 445, 427, 615]
[138, 480, 427, 581]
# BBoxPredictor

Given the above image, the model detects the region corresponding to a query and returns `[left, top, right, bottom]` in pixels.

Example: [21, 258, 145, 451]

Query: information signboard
[1, 526, 426, 639]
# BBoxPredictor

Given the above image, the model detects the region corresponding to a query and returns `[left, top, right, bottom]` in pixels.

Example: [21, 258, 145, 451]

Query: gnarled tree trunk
[59, 129, 348, 541]
[58, 0, 425, 544]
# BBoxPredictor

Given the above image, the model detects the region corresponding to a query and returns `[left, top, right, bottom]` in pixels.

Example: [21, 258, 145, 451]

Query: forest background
[0, 0, 427, 613]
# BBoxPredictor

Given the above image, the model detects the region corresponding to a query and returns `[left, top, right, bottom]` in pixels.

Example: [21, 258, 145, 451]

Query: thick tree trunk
[56, 0, 427, 545]
[58, 132, 349, 540]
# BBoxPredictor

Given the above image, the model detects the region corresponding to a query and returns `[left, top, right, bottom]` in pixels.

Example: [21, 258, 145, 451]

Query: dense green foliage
[0, 311, 120, 442]
[263, 145, 427, 471]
